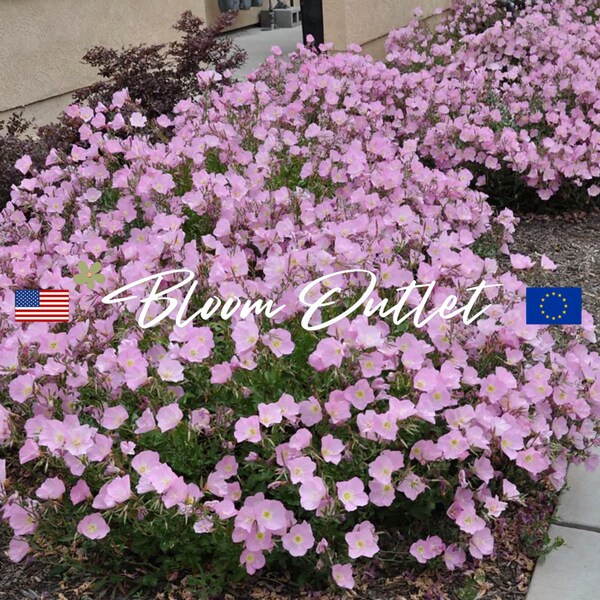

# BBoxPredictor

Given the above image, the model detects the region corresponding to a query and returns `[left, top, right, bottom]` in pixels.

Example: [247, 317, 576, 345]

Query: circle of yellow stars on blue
[539, 291, 568, 322]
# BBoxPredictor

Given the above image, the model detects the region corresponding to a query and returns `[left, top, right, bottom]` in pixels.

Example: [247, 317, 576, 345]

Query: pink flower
[130, 112, 147, 128]
[8, 538, 30, 562]
[398, 474, 426, 500]
[70, 479, 92, 505]
[444, 543, 466, 570]
[157, 358, 184, 382]
[456, 508, 486, 534]
[287, 457, 316, 484]
[541, 255, 557, 270]
[134, 408, 156, 434]
[368, 455, 394, 484]
[15, 155, 33, 175]
[234, 416, 262, 444]
[277, 394, 300, 424]
[211, 362, 232, 384]
[288, 428, 312, 451]
[469, 527, 494, 559]
[35, 477, 66, 500]
[369, 479, 395, 507]
[6, 504, 37, 536]
[410, 535, 445, 563]
[232, 319, 260, 354]
[101, 405, 128, 430]
[314, 538, 328, 554]
[282, 521, 315, 556]
[77, 514, 110, 540]
[156, 403, 184, 432]
[258, 403, 283, 427]
[437, 431, 469, 460]
[502, 479, 520, 500]
[321, 434, 345, 464]
[215, 456, 239, 479]
[262, 329, 295, 357]
[345, 521, 379, 559]
[8, 538, 31, 563]
[8, 374, 35, 403]
[240, 549, 266, 575]
[331, 564, 354, 590]
[337, 478, 369, 512]
[308, 338, 345, 370]
[515, 448, 549, 475]
[93, 475, 131, 509]
[299, 476, 327, 511]
[510, 253, 535, 270]
[255, 499, 287, 532]
[299, 397, 323, 426]
[344, 379, 374, 410]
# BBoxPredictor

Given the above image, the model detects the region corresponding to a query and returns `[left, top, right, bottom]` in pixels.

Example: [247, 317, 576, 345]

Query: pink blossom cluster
[0, 24, 599, 590]
[386, 0, 600, 200]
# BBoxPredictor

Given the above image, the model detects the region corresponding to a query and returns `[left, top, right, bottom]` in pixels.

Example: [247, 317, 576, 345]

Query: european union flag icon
[526, 287, 582, 325]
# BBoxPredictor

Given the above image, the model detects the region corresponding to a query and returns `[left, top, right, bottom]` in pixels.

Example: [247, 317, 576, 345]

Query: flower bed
[386, 0, 600, 205]
[1, 5, 599, 596]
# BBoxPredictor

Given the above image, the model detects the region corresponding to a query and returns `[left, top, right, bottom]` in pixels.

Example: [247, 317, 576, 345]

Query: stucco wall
[0, 0, 261, 124]
[323, 0, 450, 59]
[0, 0, 450, 124]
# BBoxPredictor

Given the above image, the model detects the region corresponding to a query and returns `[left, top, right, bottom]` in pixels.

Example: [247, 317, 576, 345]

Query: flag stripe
[14, 289, 69, 322]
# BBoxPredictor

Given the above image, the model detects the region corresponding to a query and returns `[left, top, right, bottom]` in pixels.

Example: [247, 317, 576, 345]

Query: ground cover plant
[1, 1, 599, 598]
[386, 0, 600, 209]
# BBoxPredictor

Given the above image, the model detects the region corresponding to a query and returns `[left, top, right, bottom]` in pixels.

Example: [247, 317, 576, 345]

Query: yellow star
[552, 292, 556, 296]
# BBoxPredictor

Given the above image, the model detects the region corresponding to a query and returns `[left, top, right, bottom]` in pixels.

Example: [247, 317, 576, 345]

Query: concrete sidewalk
[228, 25, 304, 77]
[527, 450, 600, 600]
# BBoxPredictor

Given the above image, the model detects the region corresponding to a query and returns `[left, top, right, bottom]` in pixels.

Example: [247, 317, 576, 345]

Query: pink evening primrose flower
[337, 478, 369, 512]
[156, 403, 184, 432]
[282, 521, 315, 557]
[331, 563, 355, 590]
[77, 514, 110, 540]
[345, 521, 379, 559]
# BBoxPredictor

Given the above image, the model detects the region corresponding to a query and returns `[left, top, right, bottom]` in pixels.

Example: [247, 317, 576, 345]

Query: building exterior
[0, 0, 449, 125]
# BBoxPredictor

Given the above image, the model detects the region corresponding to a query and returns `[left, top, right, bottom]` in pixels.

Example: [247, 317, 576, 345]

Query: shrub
[73, 11, 246, 120]
[1, 9, 599, 598]
[385, 0, 600, 207]
[0, 11, 245, 211]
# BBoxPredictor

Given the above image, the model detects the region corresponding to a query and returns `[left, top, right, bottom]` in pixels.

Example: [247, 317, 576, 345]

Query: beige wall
[0, 0, 262, 124]
[323, 0, 450, 59]
[0, 0, 450, 125]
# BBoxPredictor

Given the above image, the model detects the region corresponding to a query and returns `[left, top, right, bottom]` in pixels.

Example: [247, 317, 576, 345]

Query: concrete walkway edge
[526, 450, 600, 600]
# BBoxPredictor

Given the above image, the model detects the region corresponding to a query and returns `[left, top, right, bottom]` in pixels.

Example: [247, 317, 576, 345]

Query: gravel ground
[1, 214, 598, 600]
[509, 213, 600, 328]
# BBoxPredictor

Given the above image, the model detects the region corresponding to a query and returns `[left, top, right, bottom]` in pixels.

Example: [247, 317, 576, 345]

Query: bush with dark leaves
[0, 11, 246, 209]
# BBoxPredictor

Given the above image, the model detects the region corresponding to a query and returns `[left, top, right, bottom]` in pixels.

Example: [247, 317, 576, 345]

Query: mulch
[507, 212, 600, 327]
[1, 212, 598, 600]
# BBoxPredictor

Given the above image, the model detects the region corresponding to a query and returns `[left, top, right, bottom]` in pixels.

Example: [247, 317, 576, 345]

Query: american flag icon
[15, 289, 70, 322]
